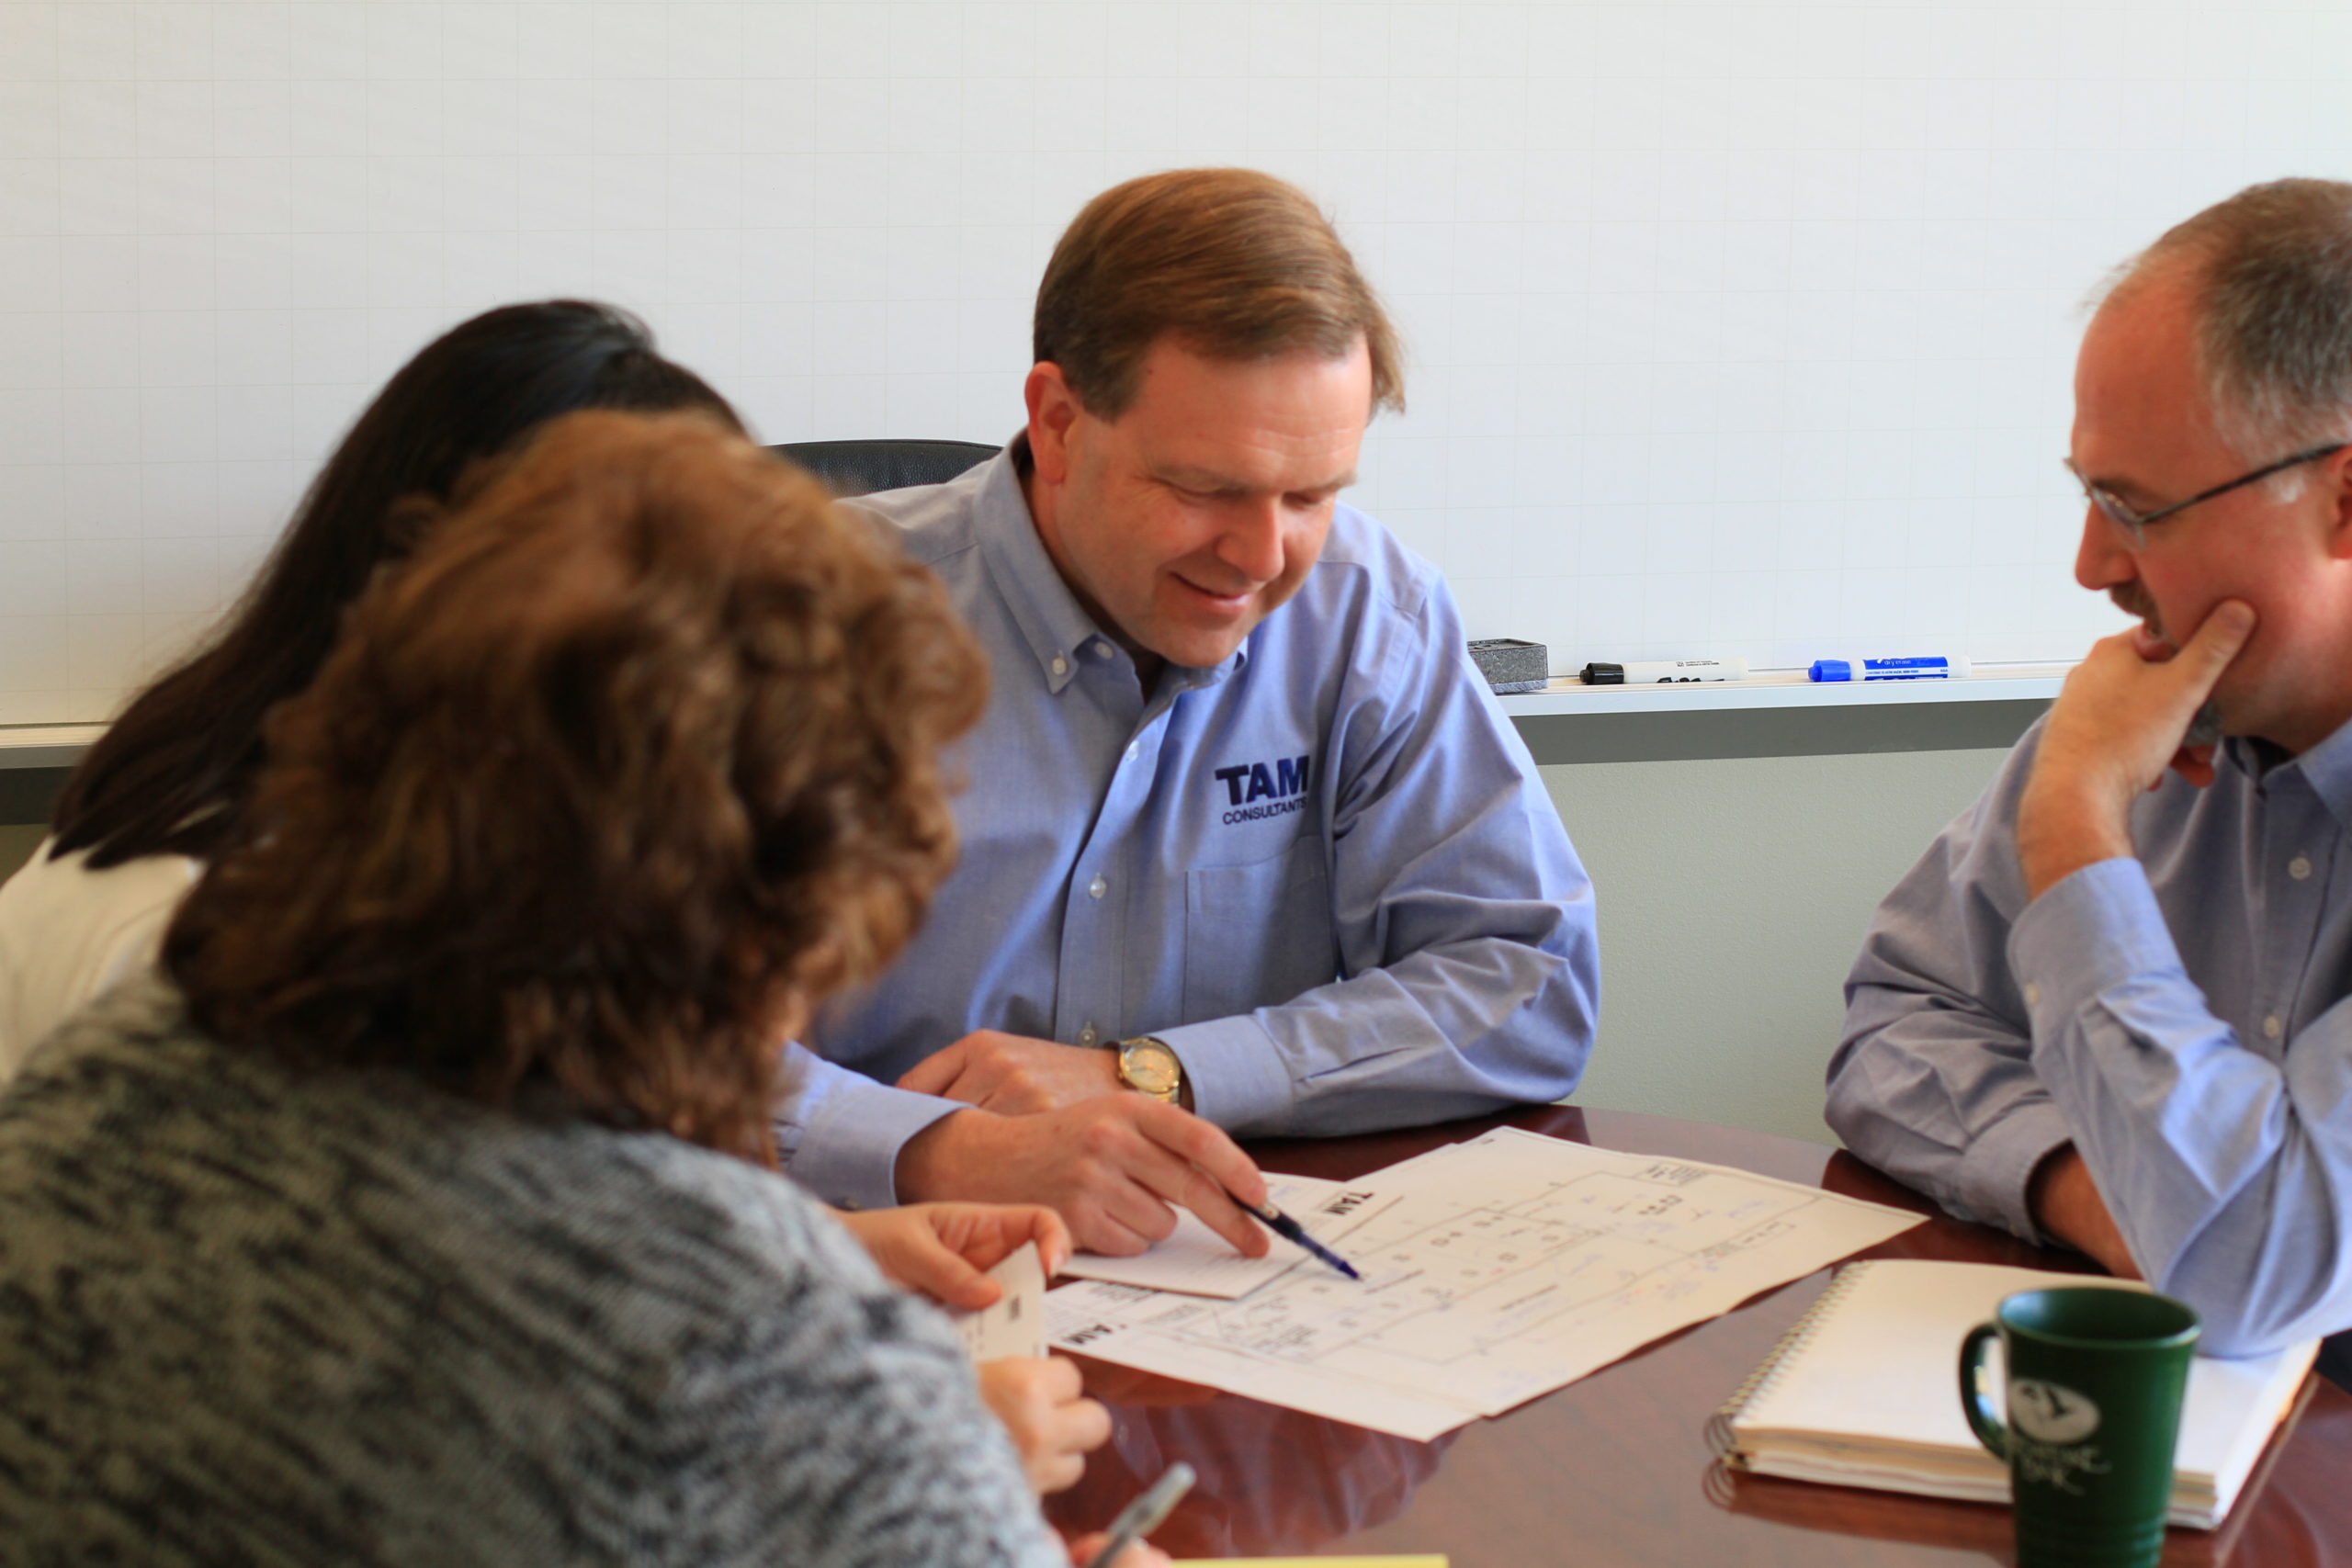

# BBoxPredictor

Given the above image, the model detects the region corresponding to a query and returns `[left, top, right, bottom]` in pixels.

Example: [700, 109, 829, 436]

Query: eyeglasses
[2064, 442, 2348, 549]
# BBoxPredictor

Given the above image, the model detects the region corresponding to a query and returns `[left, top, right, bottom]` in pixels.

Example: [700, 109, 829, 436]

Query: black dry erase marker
[1580, 658, 1747, 684]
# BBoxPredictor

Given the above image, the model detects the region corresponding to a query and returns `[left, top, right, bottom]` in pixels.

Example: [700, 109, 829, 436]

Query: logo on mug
[2009, 1378, 2102, 1443]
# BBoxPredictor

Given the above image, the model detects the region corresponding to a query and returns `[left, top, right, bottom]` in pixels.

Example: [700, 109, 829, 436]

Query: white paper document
[950, 1241, 1048, 1361]
[1057, 1173, 1374, 1299]
[1046, 1129, 1924, 1440]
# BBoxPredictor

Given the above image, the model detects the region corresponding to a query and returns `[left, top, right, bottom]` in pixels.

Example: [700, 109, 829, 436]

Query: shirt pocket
[1182, 836, 1340, 1023]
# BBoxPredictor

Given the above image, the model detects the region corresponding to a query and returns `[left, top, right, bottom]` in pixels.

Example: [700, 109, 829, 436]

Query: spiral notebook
[1708, 1260, 2318, 1529]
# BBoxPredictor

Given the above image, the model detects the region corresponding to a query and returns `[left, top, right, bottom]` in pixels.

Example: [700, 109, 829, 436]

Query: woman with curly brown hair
[0, 412, 1159, 1568]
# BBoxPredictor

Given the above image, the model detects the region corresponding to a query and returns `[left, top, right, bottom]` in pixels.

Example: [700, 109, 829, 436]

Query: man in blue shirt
[782, 169, 1600, 1255]
[1828, 179, 2352, 1378]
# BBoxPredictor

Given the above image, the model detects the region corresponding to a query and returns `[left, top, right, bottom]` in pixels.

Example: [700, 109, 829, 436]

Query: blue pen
[1808, 655, 1973, 682]
[1244, 1198, 1363, 1281]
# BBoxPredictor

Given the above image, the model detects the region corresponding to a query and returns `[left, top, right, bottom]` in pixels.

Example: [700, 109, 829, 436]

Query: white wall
[1543, 744, 2006, 1144]
[8, 1, 2351, 727]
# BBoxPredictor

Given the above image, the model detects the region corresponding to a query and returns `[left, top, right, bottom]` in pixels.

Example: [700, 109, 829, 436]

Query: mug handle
[1959, 1321, 2009, 1461]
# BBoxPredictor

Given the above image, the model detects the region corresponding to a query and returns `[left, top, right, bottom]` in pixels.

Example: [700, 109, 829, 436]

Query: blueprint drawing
[1046, 1128, 1923, 1440]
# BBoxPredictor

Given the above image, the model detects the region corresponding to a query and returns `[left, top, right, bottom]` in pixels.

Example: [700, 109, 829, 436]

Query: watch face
[1120, 1040, 1181, 1096]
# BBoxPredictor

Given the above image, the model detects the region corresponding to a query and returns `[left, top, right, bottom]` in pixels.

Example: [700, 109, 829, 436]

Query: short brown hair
[2116, 178, 2352, 461]
[1034, 167, 1404, 420]
[164, 411, 986, 1168]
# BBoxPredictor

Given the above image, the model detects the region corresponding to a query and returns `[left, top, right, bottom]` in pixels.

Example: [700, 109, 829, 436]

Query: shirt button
[2024, 983, 2040, 1008]
[1090, 640, 1114, 660]
[1078, 1023, 1099, 1046]
[1049, 655, 1068, 678]
[2265, 1015, 2284, 1040]
[2290, 855, 2313, 881]
[1088, 874, 1107, 900]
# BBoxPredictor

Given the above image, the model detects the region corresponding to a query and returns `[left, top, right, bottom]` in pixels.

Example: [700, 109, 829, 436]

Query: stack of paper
[1046, 1129, 1923, 1440]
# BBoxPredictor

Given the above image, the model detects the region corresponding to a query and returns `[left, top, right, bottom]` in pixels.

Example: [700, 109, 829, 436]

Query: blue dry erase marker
[1084, 1462, 1194, 1568]
[1808, 655, 1973, 682]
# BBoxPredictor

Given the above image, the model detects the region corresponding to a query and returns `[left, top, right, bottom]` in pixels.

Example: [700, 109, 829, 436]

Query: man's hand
[897, 1099, 1272, 1258]
[830, 1202, 1072, 1311]
[976, 1356, 1112, 1495]
[2017, 601, 2256, 900]
[2028, 1145, 2142, 1280]
[897, 1030, 1125, 1114]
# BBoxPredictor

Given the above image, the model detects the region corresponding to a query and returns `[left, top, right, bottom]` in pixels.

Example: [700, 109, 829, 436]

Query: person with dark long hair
[0, 300, 738, 1077]
[0, 411, 1161, 1568]
[0, 298, 1117, 1499]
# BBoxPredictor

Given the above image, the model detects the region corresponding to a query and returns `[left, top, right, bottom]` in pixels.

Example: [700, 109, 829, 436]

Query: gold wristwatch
[1115, 1036, 1185, 1106]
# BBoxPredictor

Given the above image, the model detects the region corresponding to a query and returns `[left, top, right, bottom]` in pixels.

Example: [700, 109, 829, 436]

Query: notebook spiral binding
[1703, 1260, 1878, 1465]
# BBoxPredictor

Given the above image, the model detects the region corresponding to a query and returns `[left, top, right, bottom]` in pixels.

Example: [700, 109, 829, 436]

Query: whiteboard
[4, 0, 2348, 727]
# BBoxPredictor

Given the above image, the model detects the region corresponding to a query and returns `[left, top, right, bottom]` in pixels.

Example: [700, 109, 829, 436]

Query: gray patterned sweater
[0, 975, 1065, 1568]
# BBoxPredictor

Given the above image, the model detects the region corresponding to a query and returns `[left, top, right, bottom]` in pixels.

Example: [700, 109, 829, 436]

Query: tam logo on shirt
[1213, 754, 1312, 824]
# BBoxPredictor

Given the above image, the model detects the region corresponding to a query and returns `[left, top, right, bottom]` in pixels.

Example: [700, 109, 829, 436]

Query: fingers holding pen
[1122, 1101, 1271, 1258]
[897, 1099, 1272, 1259]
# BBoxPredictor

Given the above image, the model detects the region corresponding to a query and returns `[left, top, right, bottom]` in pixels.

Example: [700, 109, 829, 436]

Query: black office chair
[771, 439, 1001, 498]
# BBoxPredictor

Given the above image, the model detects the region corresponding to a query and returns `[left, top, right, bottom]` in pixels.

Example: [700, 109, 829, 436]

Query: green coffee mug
[1958, 1286, 2200, 1568]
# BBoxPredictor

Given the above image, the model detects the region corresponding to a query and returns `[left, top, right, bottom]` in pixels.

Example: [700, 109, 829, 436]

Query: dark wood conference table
[1043, 1106, 2348, 1566]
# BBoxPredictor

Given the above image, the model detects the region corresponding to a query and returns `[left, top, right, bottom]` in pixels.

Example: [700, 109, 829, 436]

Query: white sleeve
[0, 842, 200, 1081]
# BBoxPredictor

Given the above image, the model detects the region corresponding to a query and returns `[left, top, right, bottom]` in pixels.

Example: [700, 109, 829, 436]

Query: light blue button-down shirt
[1830, 714, 2352, 1357]
[778, 445, 1600, 1209]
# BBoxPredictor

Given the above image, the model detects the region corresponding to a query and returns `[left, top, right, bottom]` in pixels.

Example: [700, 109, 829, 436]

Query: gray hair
[2109, 179, 2352, 489]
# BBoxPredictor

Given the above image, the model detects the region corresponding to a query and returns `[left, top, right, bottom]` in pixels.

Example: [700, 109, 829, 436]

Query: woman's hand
[1061, 1531, 1173, 1568]
[831, 1201, 1071, 1309]
[978, 1355, 1113, 1494]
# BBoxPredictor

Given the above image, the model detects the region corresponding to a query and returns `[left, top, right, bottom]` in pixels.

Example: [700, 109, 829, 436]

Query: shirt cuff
[1153, 1013, 1296, 1134]
[2001, 856, 2186, 1243]
[1955, 1098, 2076, 1243]
[787, 1074, 964, 1212]
[2011, 856, 2180, 1047]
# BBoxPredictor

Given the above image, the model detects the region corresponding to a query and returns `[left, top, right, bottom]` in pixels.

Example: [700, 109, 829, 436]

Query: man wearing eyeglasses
[1827, 178, 2352, 1383]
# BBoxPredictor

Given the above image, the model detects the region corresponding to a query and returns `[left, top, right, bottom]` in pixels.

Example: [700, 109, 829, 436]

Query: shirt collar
[973, 433, 1245, 697]
[969, 437, 1108, 695]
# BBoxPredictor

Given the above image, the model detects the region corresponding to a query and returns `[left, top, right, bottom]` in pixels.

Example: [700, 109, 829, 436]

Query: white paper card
[950, 1240, 1047, 1361]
